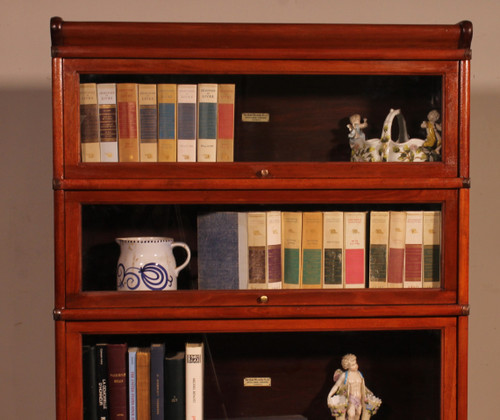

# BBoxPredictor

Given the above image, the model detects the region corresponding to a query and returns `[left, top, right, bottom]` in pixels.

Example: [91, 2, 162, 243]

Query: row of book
[197, 210, 441, 290]
[83, 342, 203, 420]
[80, 82, 235, 163]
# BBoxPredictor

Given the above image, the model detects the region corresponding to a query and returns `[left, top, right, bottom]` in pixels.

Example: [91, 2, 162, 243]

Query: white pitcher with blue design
[116, 237, 191, 291]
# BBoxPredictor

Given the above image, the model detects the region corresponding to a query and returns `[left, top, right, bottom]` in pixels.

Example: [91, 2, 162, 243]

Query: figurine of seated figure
[347, 114, 368, 145]
[421, 109, 442, 149]
[327, 354, 381, 420]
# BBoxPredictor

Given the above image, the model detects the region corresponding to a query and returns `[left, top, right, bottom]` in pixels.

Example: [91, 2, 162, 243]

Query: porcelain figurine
[327, 354, 381, 420]
[421, 109, 442, 150]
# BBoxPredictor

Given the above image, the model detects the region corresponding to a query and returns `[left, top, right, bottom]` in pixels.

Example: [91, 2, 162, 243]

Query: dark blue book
[197, 212, 248, 290]
[150, 343, 165, 420]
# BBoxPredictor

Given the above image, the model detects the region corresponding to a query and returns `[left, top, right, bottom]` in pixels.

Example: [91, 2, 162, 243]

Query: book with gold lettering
[217, 84, 236, 162]
[136, 348, 151, 420]
[177, 84, 197, 162]
[368, 211, 389, 288]
[80, 83, 100, 162]
[344, 212, 366, 288]
[404, 211, 424, 288]
[387, 211, 406, 288]
[117, 83, 140, 162]
[247, 212, 267, 289]
[97, 83, 118, 162]
[138, 84, 158, 162]
[301, 212, 323, 288]
[323, 211, 344, 288]
[266, 210, 282, 289]
[158, 84, 177, 162]
[423, 211, 441, 288]
[107, 343, 128, 420]
[197, 83, 218, 162]
[281, 212, 303, 289]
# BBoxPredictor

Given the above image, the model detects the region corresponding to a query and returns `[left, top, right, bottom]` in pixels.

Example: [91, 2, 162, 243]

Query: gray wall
[1, 1, 498, 418]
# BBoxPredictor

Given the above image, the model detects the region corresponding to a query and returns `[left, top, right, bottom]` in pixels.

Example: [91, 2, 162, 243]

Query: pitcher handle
[171, 242, 191, 276]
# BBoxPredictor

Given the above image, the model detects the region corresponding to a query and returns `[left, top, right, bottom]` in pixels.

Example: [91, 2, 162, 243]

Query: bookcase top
[50, 17, 472, 60]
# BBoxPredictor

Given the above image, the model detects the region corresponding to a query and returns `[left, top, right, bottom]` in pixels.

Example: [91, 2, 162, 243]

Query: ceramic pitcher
[116, 237, 191, 291]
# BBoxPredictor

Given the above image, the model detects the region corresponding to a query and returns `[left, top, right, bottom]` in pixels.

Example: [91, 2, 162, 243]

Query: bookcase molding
[52, 17, 471, 420]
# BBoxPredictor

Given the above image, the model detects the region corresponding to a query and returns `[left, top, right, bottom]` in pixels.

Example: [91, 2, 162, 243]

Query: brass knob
[257, 295, 269, 304]
[258, 169, 269, 178]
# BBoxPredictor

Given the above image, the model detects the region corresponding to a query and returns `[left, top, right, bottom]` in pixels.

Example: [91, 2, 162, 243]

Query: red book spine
[107, 343, 128, 420]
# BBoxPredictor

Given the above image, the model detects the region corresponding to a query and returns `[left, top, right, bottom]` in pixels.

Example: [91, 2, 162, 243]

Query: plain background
[1, 1, 498, 418]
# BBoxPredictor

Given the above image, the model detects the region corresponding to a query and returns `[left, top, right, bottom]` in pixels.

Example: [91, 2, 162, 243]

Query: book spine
[138, 84, 158, 162]
[150, 344, 165, 420]
[423, 211, 442, 288]
[177, 84, 197, 162]
[301, 212, 323, 288]
[281, 212, 303, 289]
[185, 343, 204, 420]
[116, 83, 140, 162]
[323, 211, 344, 289]
[82, 345, 99, 420]
[157, 84, 177, 162]
[136, 348, 151, 420]
[197, 212, 242, 290]
[96, 344, 109, 420]
[247, 212, 267, 289]
[197, 84, 218, 162]
[404, 211, 424, 288]
[106, 344, 128, 420]
[238, 212, 249, 290]
[387, 211, 406, 288]
[344, 212, 367, 288]
[80, 83, 100, 162]
[368, 211, 389, 288]
[217, 84, 236, 162]
[164, 351, 185, 420]
[266, 211, 282, 289]
[97, 83, 118, 162]
[128, 347, 138, 420]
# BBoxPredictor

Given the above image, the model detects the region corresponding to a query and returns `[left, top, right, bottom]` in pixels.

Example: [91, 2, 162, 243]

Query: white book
[177, 84, 197, 162]
[266, 210, 282, 289]
[404, 211, 424, 288]
[323, 211, 344, 289]
[197, 83, 218, 162]
[185, 342, 204, 420]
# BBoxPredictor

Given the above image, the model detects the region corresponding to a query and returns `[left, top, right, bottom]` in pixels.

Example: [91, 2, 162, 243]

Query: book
[281, 212, 303, 289]
[197, 83, 218, 162]
[157, 84, 177, 162]
[185, 343, 204, 420]
[164, 351, 185, 420]
[116, 83, 140, 162]
[197, 212, 248, 290]
[368, 211, 390, 288]
[107, 343, 128, 420]
[82, 345, 98, 420]
[344, 212, 367, 288]
[138, 84, 158, 162]
[247, 212, 267, 289]
[217, 84, 236, 162]
[95, 344, 109, 420]
[387, 211, 407, 288]
[136, 348, 151, 420]
[97, 83, 118, 162]
[423, 211, 441, 288]
[80, 83, 100, 162]
[301, 212, 323, 288]
[150, 344, 165, 420]
[128, 347, 138, 420]
[323, 211, 344, 289]
[404, 211, 424, 288]
[266, 210, 282, 289]
[177, 84, 197, 162]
